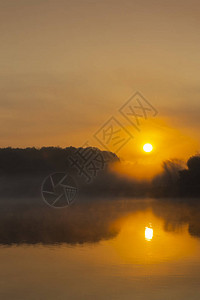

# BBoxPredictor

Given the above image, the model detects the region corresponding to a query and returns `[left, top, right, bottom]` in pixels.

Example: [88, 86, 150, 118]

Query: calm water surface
[1, 198, 200, 299]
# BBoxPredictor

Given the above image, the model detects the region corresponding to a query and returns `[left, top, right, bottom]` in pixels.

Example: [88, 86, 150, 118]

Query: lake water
[1, 198, 200, 299]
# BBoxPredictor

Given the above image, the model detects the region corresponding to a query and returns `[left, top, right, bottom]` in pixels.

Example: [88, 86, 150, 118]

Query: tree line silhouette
[0, 147, 199, 197]
[0, 147, 118, 175]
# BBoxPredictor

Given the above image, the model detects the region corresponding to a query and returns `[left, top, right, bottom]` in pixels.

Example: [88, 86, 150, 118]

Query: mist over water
[1, 196, 200, 299]
[0, 148, 200, 299]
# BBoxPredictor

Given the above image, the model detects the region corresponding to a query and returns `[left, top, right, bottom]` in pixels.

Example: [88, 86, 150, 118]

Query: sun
[143, 143, 153, 153]
[145, 226, 153, 241]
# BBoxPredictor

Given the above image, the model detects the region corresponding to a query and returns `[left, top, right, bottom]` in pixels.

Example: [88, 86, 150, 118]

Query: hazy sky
[0, 0, 200, 166]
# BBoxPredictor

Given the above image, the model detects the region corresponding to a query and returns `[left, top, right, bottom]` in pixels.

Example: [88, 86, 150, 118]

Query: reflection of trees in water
[1, 198, 200, 245]
[0, 200, 120, 245]
[151, 200, 200, 238]
[0, 148, 200, 245]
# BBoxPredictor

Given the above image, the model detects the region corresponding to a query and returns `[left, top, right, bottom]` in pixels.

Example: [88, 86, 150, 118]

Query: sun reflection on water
[110, 210, 198, 264]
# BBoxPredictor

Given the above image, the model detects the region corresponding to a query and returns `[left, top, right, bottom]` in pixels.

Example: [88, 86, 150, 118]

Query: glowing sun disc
[145, 227, 153, 241]
[143, 143, 153, 153]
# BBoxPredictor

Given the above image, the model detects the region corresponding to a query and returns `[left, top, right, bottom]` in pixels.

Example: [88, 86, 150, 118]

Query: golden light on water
[110, 210, 198, 264]
[143, 143, 153, 153]
[145, 227, 153, 241]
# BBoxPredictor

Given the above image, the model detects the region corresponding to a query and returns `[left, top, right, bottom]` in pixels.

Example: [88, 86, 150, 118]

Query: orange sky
[0, 0, 200, 176]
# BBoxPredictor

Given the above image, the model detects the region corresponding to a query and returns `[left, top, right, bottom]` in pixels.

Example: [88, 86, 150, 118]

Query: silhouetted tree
[179, 155, 200, 196]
